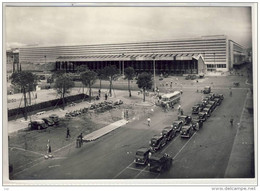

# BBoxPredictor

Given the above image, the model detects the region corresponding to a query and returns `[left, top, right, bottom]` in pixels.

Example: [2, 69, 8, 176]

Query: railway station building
[10, 35, 247, 75]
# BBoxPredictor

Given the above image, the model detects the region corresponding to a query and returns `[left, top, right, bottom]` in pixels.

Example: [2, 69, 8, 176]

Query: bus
[160, 91, 181, 108]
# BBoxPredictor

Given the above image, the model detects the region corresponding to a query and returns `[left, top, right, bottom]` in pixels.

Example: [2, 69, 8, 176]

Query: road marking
[9, 146, 45, 156]
[173, 132, 197, 160]
[127, 167, 143, 172]
[133, 166, 148, 178]
[48, 164, 60, 168]
[113, 162, 135, 178]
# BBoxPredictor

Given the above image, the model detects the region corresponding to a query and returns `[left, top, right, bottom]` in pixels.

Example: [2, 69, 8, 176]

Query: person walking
[78, 133, 83, 148]
[230, 117, 234, 126]
[105, 93, 108, 100]
[147, 117, 151, 127]
[66, 127, 71, 139]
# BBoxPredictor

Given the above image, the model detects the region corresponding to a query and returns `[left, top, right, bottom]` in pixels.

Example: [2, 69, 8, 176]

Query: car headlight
[148, 163, 150, 167]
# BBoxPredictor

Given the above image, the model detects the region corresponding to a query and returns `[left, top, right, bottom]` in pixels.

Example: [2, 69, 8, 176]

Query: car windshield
[136, 151, 145, 156]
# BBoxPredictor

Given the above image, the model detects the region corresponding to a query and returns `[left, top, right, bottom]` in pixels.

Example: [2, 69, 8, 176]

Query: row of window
[207, 64, 226, 68]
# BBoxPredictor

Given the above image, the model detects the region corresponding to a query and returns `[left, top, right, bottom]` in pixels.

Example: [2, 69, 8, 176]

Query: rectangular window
[216, 64, 226, 68]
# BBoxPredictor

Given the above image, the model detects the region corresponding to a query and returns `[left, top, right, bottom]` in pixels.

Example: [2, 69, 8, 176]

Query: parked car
[28, 120, 48, 130]
[214, 93, 224, 100]
[205, 103, 215, 113]
[42, 117, 55, 126]
[178, 115, 192, 125]
[148, 153, 173, 172]
[190, 75, 197, 80]
[214, 97, 222, 106]
[49, 114, 60, 125]
[192, 105, 200, 114]
[202, 107, 211, 117]
[203, 86, 211, 94]
[149, 135, 167, 152]
[202, 97, 210, 105]
[171, 120, 183, 132]
[191, 117, 203, 131]
[208, 100, 217, 110]
[198, 112, 208, 122]
[162, 126, 176, 142]
[185, 75, 191, 80]
[134, 147, 151, 166]
[180, 124, 194, 138]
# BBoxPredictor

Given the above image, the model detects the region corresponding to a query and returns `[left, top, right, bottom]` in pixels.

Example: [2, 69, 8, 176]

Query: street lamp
[153, 55, 156, 92]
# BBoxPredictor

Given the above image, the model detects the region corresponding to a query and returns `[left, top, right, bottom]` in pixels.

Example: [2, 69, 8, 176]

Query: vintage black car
[214, 97, 222, 106]
[215, 93, 224, 100]
[171, 120, 183, 132]
[178, 115, 192, 125]
[134, 147, 151, 166]
[162, 126, 176, 142]
[192, 105, 200, 114]
[42, 117, 55, 126]
[198, 112, 208, 122]
[49, 114, 60, 125]
[203, 86, 211, 94]
[205, 103, 215, 113]
[208, 100, 217, 110]
[202, 97, 210, 105]
[202, 107, 211, 117]
[28, 120, 48, 130]
[149, 135, 167, 151]
[180, 124, 194, 138]
[191, 117, 203, 131]
[148, 153, 173, 172]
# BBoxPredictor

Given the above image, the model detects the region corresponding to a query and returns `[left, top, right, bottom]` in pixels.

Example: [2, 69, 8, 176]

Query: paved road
[13, 86, 249, 180]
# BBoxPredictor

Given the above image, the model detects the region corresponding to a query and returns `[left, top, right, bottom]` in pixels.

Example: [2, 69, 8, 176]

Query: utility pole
[153, 56, 156, 92]
[122, 53, 125, 76]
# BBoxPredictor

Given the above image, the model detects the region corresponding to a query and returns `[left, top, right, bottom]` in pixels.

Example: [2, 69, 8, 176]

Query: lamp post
[153, 56, 156, 92]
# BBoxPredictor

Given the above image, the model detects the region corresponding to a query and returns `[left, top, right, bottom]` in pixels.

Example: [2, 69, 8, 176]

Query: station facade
[12, 35, 247, 75]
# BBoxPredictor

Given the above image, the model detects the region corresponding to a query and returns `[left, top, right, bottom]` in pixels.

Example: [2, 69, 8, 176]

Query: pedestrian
[78, 133, 83, 147]
[66, 127, 71, 138]
[230, 89, 232, 97]
[180, 108, 184, 115]
[166, 103, 169, 112]
[47, 140, 51, 154]
[147, 117, 151, 126]
[98, 89, 101, 97]
[105, 93, 108, 100]
[180, 90, 183, 94]
[230, 118, 234, 126]
[35, 93, 37, 99]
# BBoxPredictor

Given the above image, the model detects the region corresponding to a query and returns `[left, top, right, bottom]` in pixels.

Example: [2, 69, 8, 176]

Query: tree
[124, 67, 135, 97]
[75, 65, 88, 73]
[80, 70, 97, 102]
[96, 68, 106, 91]
[136, 72, 153, 102]
[10, 71, 37, 120]
[47, 75, 54, 87]
[54, 73, 75, 110]
[103, 65, 119, 96]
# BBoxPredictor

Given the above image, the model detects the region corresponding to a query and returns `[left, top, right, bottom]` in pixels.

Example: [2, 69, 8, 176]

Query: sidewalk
[224, 91, 255, 178]
[83, 119, 128, 142]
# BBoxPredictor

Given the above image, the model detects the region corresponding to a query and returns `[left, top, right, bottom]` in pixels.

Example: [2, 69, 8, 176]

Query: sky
[4, 4, 253, 49]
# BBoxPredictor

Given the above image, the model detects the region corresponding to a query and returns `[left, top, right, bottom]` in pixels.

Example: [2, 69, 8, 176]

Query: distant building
[11, 35, 247, 74]
[6, 48, 19, 72]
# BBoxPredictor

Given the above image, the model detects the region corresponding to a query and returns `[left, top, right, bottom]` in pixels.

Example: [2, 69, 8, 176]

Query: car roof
[182, 125, 191, 130]
[49, 114, 58, 117]
[163, 127, 172, 131]
[32, 120, 45, 123]
[137, 147, 150, 153]
[149, 153, 166, 161]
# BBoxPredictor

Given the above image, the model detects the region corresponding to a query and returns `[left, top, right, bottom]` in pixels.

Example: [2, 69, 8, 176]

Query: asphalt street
[13, 86, 249, 180]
